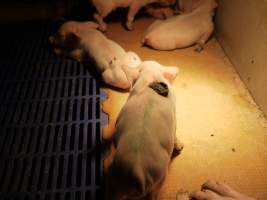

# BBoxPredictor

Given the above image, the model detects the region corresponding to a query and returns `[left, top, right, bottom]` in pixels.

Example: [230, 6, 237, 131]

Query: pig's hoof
[126, 22, 133, 31]
[194, 45, 204, 53]
[99, 25, 107, 32]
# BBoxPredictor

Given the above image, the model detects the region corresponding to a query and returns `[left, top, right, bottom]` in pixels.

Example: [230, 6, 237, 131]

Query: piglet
[142, 0, 218, 51]
[107, 61, 183, 200]
[90, 0, 176, 31]
[49, 21, 141, 90]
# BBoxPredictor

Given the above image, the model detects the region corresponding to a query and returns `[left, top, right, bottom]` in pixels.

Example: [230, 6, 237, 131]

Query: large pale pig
[90, 0, 176, 31]
[107, 61, 183, 200]
[142, 0, 218, 51]
[49, 21, 141, 90]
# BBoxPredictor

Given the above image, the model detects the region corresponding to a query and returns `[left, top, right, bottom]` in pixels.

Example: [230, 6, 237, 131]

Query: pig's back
[112, 87, 175, 197]
[116, 87, 176, 158]
[82, 30, 126, 71]
[145, 14, 211, 50]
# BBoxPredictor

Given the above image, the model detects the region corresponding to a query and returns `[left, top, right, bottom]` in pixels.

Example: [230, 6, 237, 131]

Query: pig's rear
[108, 151, 170, 199]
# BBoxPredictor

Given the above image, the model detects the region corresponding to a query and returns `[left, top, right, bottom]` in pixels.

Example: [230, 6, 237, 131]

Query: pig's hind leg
[194, 26, 214, 52]
[172, 135, 183, 157]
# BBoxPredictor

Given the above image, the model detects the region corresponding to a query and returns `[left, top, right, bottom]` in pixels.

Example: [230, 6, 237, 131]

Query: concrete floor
[102, 18, 267, 200]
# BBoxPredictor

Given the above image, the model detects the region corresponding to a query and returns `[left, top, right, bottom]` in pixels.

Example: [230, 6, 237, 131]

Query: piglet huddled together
[48, 1, 219, 199]
[50, 21, 141, 90]
[91, 0, 176, 31]
[142, 0, 218, 51]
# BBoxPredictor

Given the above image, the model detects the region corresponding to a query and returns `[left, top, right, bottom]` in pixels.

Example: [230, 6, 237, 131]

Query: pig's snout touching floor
[149, 82, 169, 97]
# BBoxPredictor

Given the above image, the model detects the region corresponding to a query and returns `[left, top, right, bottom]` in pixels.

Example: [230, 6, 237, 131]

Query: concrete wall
[215, 0, 267, 116]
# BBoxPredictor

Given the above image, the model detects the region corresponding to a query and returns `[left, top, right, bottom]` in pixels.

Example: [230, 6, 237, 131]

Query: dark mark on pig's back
[149, 81, 169, 97]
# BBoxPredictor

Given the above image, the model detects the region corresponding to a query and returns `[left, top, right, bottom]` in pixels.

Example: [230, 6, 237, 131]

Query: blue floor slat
[0, 20, 107, 200]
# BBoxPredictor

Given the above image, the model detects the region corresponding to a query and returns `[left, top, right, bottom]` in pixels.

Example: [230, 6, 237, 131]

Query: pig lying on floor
[49, 21, 141, 90]
[142, 0, 217, 51]
[107, 61, 183, 200]
[90, 0, 176, 31]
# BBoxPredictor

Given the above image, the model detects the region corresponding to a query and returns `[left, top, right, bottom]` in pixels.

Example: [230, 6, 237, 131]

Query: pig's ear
[162, 66, 179, 83]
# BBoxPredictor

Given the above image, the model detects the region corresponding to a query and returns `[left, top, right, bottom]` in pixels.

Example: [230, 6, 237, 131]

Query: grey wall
[215, 0, 267, 116]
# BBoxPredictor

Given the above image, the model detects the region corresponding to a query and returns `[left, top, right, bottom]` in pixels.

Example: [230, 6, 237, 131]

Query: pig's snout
[149, 81, 169, 97]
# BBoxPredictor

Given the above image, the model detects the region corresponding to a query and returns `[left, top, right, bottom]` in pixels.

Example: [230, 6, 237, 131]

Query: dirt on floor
[101, 18, 267, 200]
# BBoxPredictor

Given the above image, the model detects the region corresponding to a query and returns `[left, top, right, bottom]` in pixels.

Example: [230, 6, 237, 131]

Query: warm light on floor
[102, 18, 267, 200]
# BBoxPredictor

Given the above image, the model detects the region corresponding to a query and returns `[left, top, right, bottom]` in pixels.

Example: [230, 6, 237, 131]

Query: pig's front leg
[194, 26, 214, 52]
[93, 7, 113, 32]
[126, 2, 143, 30]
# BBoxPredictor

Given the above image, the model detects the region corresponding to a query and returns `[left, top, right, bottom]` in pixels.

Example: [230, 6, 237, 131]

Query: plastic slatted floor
[0, 21, 107, 200]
